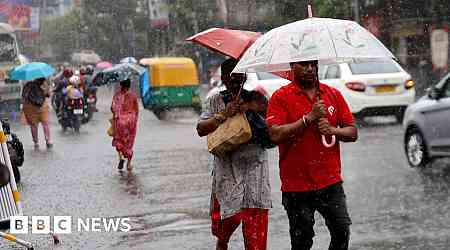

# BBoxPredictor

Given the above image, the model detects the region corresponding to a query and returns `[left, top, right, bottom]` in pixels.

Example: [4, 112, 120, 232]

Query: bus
[0, 23, 22, 117]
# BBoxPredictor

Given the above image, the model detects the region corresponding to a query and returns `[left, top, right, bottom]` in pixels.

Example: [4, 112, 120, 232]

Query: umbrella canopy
[9, 62, 55, 81]
[96, 61, 113, 69]
[120, 57, 138, 64]
[186, 28, 261, 59]
[94, 63, 145, 86]
[71, 51, 101, 65]
[233, 17, 395, 73]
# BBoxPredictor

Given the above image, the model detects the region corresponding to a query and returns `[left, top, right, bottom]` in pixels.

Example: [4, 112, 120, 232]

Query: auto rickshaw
[139, 57, 201, 119]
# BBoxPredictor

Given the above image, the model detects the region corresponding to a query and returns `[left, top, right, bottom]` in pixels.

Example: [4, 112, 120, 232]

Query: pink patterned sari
[111, 89, 139, 160]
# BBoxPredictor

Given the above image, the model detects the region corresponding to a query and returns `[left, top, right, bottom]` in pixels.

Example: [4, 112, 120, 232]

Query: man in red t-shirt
[266, 60, 358, 250]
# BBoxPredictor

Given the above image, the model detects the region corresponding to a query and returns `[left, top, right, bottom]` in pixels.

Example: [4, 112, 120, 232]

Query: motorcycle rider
[59, 75, 85, 132]
[82, 65, 98, 112]
[64, 75, 84, 100]
[53, 68, 73, 114]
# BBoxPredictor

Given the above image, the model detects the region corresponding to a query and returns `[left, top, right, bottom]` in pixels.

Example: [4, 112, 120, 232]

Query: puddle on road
[112, 209, 210, 247]
[118, 170, 144, 198]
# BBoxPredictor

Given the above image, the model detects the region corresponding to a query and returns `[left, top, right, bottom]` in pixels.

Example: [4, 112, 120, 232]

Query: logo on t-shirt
[328, 106, 335, 116]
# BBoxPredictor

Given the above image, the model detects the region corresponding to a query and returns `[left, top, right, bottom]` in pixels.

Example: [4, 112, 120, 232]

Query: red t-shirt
[266, 82, 354, 192]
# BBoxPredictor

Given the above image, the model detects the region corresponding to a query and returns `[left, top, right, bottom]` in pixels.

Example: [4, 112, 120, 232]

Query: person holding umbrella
[231, 9, 401, 248]
[12, 62, 55, 150]
[196, 58, 272, 250]
[21, 77, 52, 150]
[266, 60, 357, 250]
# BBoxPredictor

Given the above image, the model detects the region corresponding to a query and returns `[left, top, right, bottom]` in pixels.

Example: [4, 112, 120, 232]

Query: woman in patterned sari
[111, 79, 139, 171]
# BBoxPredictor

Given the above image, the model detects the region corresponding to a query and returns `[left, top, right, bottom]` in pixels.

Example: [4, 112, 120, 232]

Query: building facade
[360, 0, 450, 94]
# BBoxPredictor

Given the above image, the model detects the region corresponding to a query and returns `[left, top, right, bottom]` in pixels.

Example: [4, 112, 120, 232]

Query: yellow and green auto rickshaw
[140, 57, 201, 119]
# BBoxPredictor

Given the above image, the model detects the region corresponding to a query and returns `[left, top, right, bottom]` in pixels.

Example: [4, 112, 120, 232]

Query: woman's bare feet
[126, 161, 133, 171]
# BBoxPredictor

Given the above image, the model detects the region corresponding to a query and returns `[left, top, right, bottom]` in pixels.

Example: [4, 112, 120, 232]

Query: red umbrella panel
[187, 28, 292, 80]
[186, 28, 261, 59]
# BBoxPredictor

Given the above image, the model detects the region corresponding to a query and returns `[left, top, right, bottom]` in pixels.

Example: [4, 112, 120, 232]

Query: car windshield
[348, 59, 401, 75]
[0, 34, 17, 63]
[256, 72, 282, 80]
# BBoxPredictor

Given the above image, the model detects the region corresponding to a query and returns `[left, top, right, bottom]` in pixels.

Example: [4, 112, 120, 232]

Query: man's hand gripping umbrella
[316, 93, 336, 147]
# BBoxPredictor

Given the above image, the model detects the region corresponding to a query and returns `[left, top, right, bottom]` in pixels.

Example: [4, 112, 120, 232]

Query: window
[325, 65, 340, 79]
[443, 78, 450, 98]
[0, 34, 17, 62]
[349, 59, 401, 75]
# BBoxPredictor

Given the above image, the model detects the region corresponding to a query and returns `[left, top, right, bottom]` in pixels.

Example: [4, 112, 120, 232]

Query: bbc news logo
[10, 216, 131, 234]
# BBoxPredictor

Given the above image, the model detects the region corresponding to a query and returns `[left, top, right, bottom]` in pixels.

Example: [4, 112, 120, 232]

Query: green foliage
[82, 0, 139, 61]
[314, 0, 353, 19]
[40, 10, 82, 61]
[38, 0, 355, 63]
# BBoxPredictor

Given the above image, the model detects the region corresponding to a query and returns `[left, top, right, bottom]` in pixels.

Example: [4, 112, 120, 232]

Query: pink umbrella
[96, 61, 113, 69]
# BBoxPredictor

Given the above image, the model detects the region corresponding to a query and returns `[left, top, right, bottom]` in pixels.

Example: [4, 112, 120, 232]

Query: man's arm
[318, 89, 358, 142]
[335, 126, 358, 142]
[268, 118, 306, 144]
[268, 99, 326, 144]
[318, 118, 358, 142]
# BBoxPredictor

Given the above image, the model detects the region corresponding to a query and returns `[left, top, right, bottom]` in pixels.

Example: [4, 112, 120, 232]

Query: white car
[318, 58, 415, 122]
[205, 71, 290, 101]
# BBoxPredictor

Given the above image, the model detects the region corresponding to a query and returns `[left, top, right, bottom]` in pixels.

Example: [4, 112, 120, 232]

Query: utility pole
[38, 0, 47, 59]
[354, 0, 360, 23]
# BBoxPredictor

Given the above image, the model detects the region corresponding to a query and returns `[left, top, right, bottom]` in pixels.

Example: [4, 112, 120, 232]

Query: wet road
[1, 88, 450, 250]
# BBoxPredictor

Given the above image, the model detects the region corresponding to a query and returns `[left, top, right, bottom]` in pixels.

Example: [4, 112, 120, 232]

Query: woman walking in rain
[111, 78, 139, 171]
[196, 59, 273, 250]
[21, 77, 52, 150]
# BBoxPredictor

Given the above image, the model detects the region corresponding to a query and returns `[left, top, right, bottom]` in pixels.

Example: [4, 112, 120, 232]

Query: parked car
[319, 58, 415, 122]
[205, 70, 290, 101]
[403, 71, 450, 168]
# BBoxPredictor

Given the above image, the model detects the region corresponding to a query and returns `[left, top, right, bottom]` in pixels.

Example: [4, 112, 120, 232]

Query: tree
[82, 0, 139, 61]
[40, 10, 82, 62]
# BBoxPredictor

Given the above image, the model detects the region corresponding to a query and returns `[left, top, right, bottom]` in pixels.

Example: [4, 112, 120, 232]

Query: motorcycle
[59, 96, 85, 133]
[0, 118, 24, 183]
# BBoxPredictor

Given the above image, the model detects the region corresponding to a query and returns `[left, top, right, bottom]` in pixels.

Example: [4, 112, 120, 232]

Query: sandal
[117, 159, 125, 170]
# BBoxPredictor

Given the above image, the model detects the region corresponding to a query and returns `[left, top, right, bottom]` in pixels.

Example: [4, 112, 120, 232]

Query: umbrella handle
[321, 135, 336, 148]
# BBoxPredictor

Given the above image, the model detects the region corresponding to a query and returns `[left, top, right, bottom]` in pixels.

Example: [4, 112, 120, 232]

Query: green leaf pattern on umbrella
[95, 63, 145, 85]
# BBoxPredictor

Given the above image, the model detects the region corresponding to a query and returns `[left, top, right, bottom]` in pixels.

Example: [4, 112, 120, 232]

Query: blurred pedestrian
[21, 77, 52, 150]
[111, 78, 139, 171]
[266, 60, 358, 250]
[196, 58, 272, 250]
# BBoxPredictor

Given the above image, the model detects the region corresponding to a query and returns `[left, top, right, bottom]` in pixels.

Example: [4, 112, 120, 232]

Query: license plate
[73, 109, 83, 114]
[375, 85, 396, 93]
[87, 98, 96, 103]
